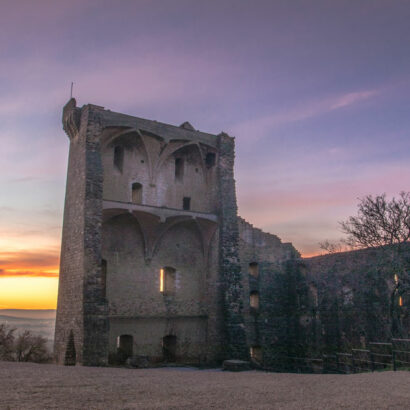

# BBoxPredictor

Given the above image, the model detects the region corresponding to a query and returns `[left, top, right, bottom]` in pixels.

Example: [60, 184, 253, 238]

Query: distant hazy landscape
[0, 309, 56, 349]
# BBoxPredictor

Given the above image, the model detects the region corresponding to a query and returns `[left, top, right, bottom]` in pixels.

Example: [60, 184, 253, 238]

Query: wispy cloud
[0, 249, 59, 277]
[230, 88, 381, 141]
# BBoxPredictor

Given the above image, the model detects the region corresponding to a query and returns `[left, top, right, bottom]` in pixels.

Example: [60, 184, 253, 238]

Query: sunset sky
[1, 0, 410, 309]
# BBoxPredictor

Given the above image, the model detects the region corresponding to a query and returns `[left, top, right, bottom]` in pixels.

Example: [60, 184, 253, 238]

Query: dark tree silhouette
[0, 324, 16, 361]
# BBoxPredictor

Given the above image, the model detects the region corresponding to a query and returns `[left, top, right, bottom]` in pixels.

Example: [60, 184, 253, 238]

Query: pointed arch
[102, 212, 148, 259]
[102, 128, 153, 181]
[153, 141, 206, 182]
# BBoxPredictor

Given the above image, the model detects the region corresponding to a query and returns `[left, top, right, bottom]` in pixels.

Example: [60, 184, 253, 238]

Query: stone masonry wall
[54, 100, 108, 366]
[237, 217, 302, 364]
[303, 245, 410, 353]
[216, 133, 248, 360]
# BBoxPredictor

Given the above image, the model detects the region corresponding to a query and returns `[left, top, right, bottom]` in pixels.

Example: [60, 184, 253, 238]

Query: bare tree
[14, 330, 51, 363]
[340, 192, 410, 337]
[0, 324, 16, 361]
[340, 192, 410, 249]
[319, 240, 345, 254]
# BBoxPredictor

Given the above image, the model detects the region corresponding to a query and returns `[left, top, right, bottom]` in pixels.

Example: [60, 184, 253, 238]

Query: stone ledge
[222, 359, 251, 372]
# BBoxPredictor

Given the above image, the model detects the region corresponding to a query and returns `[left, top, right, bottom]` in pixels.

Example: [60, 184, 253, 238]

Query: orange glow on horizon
[301, 251, 323, 258]
[0, 277, 58, 309]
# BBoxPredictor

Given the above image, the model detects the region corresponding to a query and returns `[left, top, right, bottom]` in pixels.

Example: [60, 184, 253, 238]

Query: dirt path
[0, 361, 409, 409]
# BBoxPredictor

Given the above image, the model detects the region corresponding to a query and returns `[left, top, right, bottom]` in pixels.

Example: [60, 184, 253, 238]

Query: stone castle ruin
[54, 99, 408, 367]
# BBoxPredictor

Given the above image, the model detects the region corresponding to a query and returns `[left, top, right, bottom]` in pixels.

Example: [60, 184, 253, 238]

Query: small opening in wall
[114, 145, 124, 172]
[249, 262, 259, 278]
[175, 158, 184, 182]
[250, 345, 262, 362]
[183, 197, 191, 210]
[160, 267, 176, 295]
[132, 182, 143, 204]
[163, 335, 177, 362]
[250, 291, 260, 309]
[117, 335, 133, 363]
[205, 152, 216, 167]
[399, 296, 403, 307]
[101, 259, 107, 298]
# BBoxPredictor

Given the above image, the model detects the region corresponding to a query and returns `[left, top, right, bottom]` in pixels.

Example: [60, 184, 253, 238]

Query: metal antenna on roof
[70, 82, 74, 99]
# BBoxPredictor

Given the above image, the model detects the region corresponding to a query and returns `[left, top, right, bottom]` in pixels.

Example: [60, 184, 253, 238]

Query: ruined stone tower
[54, 99, 251, 365]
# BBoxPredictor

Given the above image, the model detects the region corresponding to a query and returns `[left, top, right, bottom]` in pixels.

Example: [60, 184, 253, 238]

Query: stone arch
[103, 213, 147, 257]
[153, 219, 206, 303]
[102, 213, 146, 309]
[101, 129, 152, 202]
[158, 142, 206, 179]
[152, 218, 204, 259]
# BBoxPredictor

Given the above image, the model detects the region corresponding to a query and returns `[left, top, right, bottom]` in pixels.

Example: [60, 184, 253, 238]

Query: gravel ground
[0, 361, 409, 409]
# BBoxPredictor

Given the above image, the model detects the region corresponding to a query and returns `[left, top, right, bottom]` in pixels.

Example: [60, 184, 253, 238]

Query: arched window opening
[64, 329, 76, 366]
[163, 335, 177, 362]
[160, 267, 176, 295]
[175, 158, 184, 182]
[101, 259, 107, 298]
[250, 345, 262, 362]
[131, 182, 143, 204]
[114, 145, 124, 172]
[117, 335, 133, 363]
[206, 152, 216, 168]
[250, 291, 260, 309]
[183, 197, 191, 210]
[249, 262, 259, 278]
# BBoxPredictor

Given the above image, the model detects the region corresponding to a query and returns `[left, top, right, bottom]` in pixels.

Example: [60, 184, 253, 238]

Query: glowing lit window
[250, 346, 262, 362]
[249, 262, 258, 278]
[250, 291, 259, 309]
[160, 267, 176, 295]
[101, 259, 107, 298]
[399, 296, 403, 307]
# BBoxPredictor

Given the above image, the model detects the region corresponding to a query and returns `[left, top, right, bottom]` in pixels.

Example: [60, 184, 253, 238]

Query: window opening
[250, 346, 262, 362]
[117, 335, 133, 363]
[160, 267, 176, 295]
[250, 291, 260, 309]
[114, 145, 124, 172]
[101, 259, 107, 298]
[205, 152, 216, 167]
[249, 262, 259, 278]
[175, 158, 184, 181]
[131, 182, 143, 204]
[183, 197, 191, 210]
[163, 335, 177, 362]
